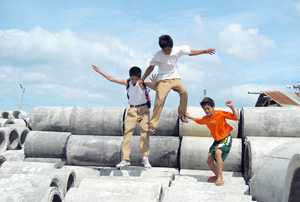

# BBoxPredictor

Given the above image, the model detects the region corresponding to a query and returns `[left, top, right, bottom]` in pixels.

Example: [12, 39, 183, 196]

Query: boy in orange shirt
[185, 97, 240, 186]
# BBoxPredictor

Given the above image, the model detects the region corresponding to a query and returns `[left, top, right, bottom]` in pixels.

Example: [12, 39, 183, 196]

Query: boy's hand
[185, 112, 191, 119]
[92, 65, 100, 72]
[150, 74, 158, 84]
[225, 100, 234, 108]
[206, 48, 216, 55]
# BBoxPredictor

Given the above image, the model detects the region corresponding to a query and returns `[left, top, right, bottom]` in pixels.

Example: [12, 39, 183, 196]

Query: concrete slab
[162, 187, 253, 202]
[170, 181, 249, 195]
[78, 178, 162, 200]
[64, 187, 157, 202]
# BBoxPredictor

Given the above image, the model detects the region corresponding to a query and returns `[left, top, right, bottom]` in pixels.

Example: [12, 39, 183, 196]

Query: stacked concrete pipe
[24, 131, 71, 164]
[180, 136, 242, 171]
[243, 136, 300, 183]
[250, 142, 300, 202]
[30, 106, 73, 132]
[130, 107, 179, 136]
[0, 173, 63, 202]
[241, 107, 300, 138]
[0, 129, 8, 154]
[0, 127, 19, 150]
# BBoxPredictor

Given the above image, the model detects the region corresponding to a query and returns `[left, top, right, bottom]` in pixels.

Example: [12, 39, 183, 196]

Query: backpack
[126, 78, 151, 108]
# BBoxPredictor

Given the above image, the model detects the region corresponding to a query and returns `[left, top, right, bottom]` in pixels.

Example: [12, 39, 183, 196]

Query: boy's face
[162, 47, 172, 55]
[130, 76, 140, 85]
[202, 104, 215, 117]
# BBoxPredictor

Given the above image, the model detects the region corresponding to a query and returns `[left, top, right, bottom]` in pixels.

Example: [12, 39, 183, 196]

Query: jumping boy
[185, 97, 240, 186]
[139, 35, 216, 134]
[92, 65, 157, 168]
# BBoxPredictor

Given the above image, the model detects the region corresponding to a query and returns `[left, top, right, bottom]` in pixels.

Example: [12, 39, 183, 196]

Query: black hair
[159, 35, 173, 49]
[200, 97, 215, 108]
[129, 66, 142, 78]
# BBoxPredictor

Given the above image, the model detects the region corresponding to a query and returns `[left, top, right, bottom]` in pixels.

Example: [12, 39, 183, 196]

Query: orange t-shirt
[195, 110, 239, 141]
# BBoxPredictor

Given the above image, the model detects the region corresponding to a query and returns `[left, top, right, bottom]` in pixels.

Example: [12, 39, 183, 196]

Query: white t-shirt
[127, 81, 147, 106]
[150, 45, 191, 81]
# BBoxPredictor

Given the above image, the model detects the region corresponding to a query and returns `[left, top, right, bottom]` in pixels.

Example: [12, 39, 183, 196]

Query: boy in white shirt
[140, 35, 216, 134]
[92, 65, 157, 168]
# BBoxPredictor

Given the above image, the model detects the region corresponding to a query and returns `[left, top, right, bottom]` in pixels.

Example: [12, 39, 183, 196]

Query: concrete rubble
[0, 107, 299, 202]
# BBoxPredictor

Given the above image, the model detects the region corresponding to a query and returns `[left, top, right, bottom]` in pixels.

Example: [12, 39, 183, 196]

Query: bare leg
[215, 149, 224, 186]
[207, 153, 218, 182]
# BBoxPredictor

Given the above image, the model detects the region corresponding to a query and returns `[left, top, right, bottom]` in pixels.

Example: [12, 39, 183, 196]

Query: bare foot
[215, 178, 224, 186]
[207, 176, 217, 183]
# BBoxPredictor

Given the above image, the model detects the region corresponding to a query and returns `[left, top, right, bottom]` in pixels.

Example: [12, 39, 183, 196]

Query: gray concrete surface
[70, 106, 125, 135]
[0, 127, 19, 150]
[24, 131, 71, 158]
[66, 135, 122, 166]
[30, 106, 73, 132]
[243, 136, 300, 183]
[180, 136, 242, 171]
[0, 130, 7, 154]
[241, 107, 300, 138]
[180, 107, 239, 138]
[250, 142, 300, 202]
[129, 107, 179, 136]
[129, 136, 180, 168]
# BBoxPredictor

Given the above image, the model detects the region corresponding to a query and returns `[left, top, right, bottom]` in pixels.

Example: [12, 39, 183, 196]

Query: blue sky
[0, 0, 299, 115]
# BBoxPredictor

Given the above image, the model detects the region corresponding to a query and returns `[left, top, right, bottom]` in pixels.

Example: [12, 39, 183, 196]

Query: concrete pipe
[78, 178, 162, 200]
[14, 126, 30, 149]
[0, 150, 25, 161]
[64, 187, 156, 202]
[0, 186, 62, 202]
[0, 110, 2, 118]
[24, 131, 71, 159]
[1, 111, 12, 119]
[0, 118, 6, 127]
[70, 106, 125, 136]
[241, 107, 300, 138]
[180, 136, 242, 171]
[11, 110, 28, 119]
[243, 136, 300, 183]
[30, 106, 73, 132]
[0, 161, 64, 169]
[24, 157, 67, 165]
[129, 136, 180, 168]
[0, 127, 19, 150]
[180, 107, 239, 138]
[250, 142, 300, 202]
[4, 118, 27, 127]
[66, 135, 122, 166]
[0, 129, 8, 154]
[128, 107, 179, 136]
[0, 165, 75, 197]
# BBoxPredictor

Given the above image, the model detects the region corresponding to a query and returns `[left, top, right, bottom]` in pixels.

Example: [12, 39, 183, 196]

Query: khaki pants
[122, 105, 150, 161]
[150, 78, 188, 129]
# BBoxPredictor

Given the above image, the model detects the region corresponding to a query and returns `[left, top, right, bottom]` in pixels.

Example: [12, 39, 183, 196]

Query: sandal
[148, 128, 157, 135]
[179, 116, 189, 123]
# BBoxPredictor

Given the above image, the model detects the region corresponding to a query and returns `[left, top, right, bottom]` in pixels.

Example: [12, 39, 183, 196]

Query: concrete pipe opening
[66, 172, 76, 192]
[52, 194, 62, 202]
[0, 131, 7, 154]
[2, 111, 10, 119]
[8, 129, 19, 150]
[243, 140, 251, 183]
[12, 110, 28, 119]
[19, 128, 29, 147]
[288, 168, 300, 202]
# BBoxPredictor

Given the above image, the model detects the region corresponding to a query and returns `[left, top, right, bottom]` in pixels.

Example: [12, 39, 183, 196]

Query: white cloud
[219, 24, 275, 60]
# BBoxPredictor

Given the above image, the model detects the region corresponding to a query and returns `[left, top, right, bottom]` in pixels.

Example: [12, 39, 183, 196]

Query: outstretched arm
[189, 48, 216, 56]
[92, 65, 127, 86]
[225, 100, 240, 119]
[140, 65, 155, 83]
[185, 112, 197, 122]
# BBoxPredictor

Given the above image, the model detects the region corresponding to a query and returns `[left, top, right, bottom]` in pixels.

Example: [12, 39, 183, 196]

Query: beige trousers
[150, 78, 188, 129]
[122, 105, 150, 161]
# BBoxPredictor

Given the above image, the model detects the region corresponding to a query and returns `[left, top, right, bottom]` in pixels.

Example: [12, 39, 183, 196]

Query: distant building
[248, 91, 300, 107]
